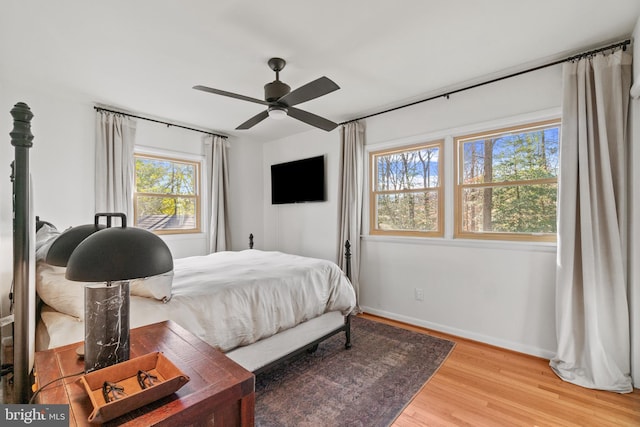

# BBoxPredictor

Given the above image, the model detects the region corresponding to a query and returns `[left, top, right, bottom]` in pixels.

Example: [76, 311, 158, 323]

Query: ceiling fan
[193, 57, 340, 131]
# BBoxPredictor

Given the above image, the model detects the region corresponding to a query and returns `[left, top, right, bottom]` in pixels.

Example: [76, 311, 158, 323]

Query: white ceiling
[2, 1, 639, 142]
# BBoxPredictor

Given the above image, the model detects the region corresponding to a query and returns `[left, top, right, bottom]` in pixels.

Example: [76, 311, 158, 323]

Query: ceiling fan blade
[278, 77, 340, 107]
[193, 85, 269, 106]
[236, 110, 269, 130]
[287, 107, 338, 132]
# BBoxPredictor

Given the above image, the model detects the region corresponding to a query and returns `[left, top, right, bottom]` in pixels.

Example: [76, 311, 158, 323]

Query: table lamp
[48, 213, 173, 372]
[45, 223, 106, 266]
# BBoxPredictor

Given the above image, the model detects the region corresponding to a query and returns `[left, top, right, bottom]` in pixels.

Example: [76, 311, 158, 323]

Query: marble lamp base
[84, 281, 130, 372]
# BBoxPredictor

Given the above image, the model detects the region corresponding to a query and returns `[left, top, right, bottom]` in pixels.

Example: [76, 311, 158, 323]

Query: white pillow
[130, 271, 173, 303]
[36, 262, 84, 319]
[37, 261, 173, 320]
[35, 223, 60, 262]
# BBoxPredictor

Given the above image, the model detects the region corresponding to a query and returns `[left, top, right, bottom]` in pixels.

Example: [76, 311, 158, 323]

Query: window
[134, 154, 201, 234]
[370, 141, 443, 237]
[454, 119, 560, 241]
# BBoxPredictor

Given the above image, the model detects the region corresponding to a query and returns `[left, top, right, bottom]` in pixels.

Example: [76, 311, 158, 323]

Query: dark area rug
[255, 316, 455, 427]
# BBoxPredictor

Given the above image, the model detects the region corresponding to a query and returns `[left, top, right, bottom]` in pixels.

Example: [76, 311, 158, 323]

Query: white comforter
[39, 250, 356, 352]
[167, 249, 356, 351]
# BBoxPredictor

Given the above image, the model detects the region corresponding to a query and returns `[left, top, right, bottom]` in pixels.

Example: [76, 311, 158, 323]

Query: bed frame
[244, 233, 352, 375]
[8, 102, 34, 404]
[8, 102, 353, 402]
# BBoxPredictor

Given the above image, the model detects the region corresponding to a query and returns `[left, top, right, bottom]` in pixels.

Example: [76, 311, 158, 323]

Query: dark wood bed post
[249, 233, 254, 249]
[10, 102, 35, 403]
[344, 240, 351, 281]
[344, 240, 352, 349]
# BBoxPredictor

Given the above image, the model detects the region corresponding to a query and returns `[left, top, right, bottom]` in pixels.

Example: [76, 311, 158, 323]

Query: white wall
[263, 65, 563, 358]
[0, 79, 262, 323]
[262, 130, 342, 261]
[228, 137, 264, 251]
[1, 80, 96, 325]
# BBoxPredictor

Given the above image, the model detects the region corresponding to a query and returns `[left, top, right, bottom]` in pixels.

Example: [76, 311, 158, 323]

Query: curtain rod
[341, 39, 631, 125]
[94, 106, 228, 139]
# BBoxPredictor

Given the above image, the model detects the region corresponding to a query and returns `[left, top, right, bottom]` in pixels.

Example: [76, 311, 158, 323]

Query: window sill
[361, 234, 557, 253]
[158, 233, 206, 241]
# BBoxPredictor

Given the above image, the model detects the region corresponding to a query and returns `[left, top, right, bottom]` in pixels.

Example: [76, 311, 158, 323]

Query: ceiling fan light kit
[194, 57, 340, 131]
[268, 106, 288, 119]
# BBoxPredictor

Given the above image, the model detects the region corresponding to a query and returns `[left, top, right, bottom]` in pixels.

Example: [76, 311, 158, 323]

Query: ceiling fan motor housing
[264, 80, 291, 103]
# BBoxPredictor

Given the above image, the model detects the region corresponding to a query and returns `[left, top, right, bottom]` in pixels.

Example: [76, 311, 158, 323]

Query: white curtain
[95, 111, 137, 220]
[550, 50, 633, 393]
[204, 134, 230, 252]
[337, 121, 365, 309]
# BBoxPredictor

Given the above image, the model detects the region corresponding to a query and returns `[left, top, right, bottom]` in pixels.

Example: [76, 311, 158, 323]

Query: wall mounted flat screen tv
[271, 155, 325, 204]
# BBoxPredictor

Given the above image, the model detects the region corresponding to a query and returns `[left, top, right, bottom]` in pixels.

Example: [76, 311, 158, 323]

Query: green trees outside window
[370, 141, 443, 237]
[455, 120, 560, 241]
[134, 154, 201, 233]
[369, 119, 560, 242]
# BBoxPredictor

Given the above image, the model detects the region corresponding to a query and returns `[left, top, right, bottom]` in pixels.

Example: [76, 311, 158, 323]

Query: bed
[34, 224, 356, 373]
[8, 101, 356, 403]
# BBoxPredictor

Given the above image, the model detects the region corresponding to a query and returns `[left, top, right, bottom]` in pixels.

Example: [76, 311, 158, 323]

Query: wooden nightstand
[34, 320, 255, 426]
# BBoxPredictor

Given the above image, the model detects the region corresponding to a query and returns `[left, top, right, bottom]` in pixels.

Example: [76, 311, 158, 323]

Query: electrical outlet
[414, 288, 424, 301]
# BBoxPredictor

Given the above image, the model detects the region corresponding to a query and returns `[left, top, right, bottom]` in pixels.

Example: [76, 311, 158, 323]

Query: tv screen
[271, 155, 325, 204]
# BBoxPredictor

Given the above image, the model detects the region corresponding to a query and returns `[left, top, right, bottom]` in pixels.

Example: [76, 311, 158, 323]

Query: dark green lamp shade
[65, 227, 173, 282]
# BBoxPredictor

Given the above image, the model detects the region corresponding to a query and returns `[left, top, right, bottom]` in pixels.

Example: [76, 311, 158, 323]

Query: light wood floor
[360, 313, 640, 427]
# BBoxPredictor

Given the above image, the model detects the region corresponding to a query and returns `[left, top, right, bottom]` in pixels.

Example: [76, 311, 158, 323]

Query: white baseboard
[361, 306, 556, 360]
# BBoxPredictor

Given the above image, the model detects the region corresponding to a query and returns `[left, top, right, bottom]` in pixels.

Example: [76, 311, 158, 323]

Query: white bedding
[37, 249, 356, 353]
[169, 250, 355, 351]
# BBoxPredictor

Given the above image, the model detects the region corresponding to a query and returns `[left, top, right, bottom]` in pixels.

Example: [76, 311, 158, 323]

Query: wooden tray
[78, 352, 190, 424]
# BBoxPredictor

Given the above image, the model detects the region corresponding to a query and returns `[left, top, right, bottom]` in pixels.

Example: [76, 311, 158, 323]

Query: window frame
[369, 140, 444, 238]
[453, 118, 560, 242]
[133, 153, 202, 235]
